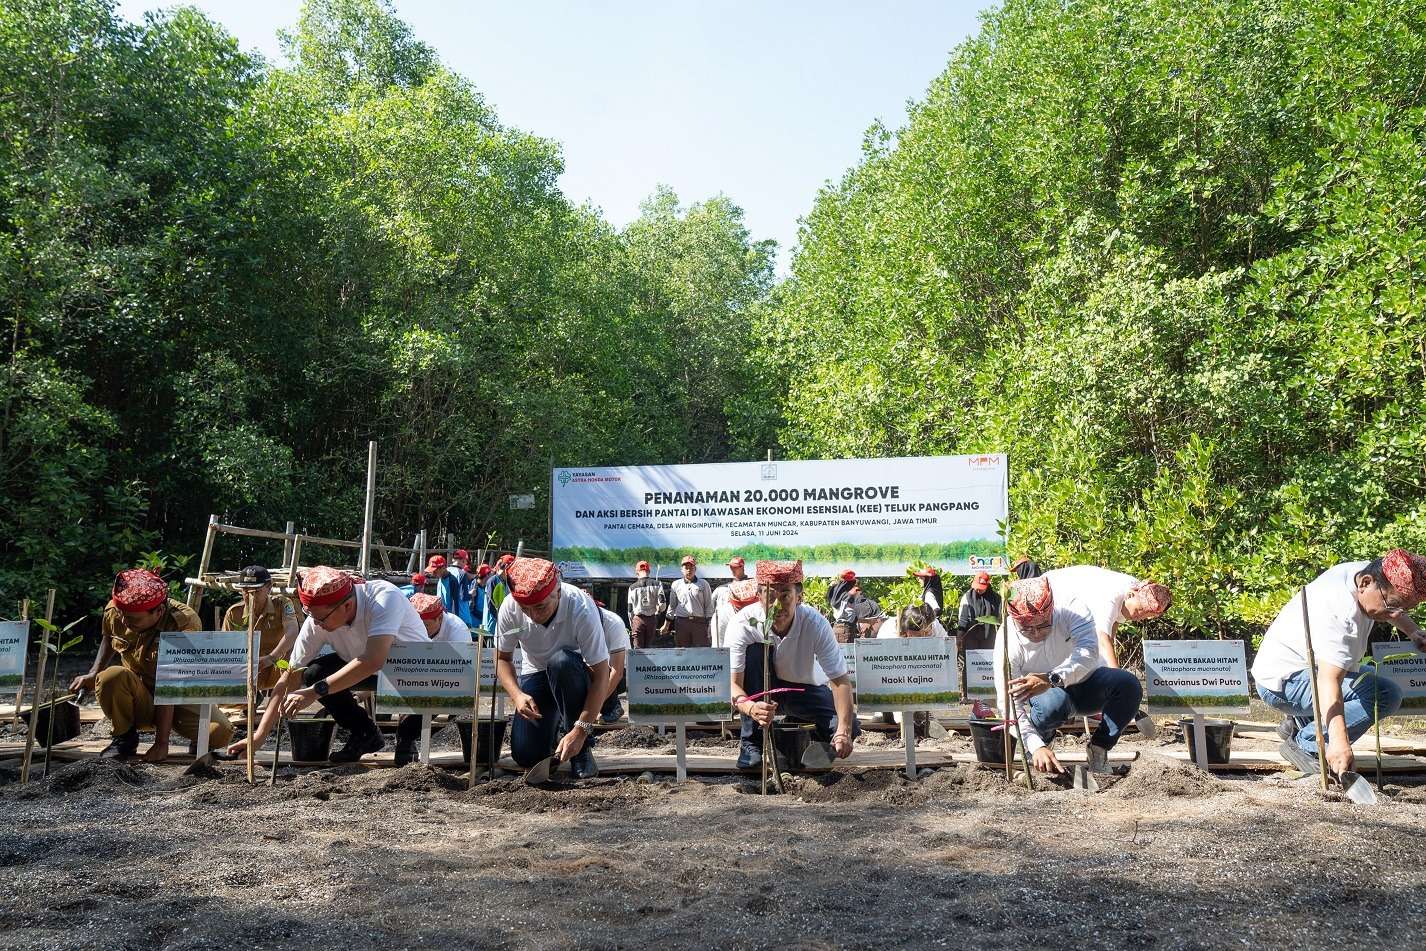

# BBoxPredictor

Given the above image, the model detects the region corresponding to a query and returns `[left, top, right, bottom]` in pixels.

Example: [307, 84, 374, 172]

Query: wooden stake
[998, 587, 1012, 781]
[189, 515, 219, 614]
[359, 441, 377, 576]
[19, 589, 56, 785]
[9, 598, 30, 728]
[469, 633, 485, 790]
[1300, 588, 1331, 791]
[675, 722, 688, 782]
[902, 716, 915, 780]
[245, 590, 259, 785]
[1192, 713, 1210, 770]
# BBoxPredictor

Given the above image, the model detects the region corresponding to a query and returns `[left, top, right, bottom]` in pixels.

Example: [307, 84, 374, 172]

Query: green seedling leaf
[976, 614, 1000, 626]
[60, 635, 84, 652]
[33, 618, 57, 633]
[275, 659, 290, 671]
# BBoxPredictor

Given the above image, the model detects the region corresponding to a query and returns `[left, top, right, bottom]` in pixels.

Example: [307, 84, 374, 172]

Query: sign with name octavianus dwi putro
[551, 455, 1009, 579]
[1142, 640, 1250, 716]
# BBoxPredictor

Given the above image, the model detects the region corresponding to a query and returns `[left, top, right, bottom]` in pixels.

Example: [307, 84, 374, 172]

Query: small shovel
[1336, 769, 1378, 805]
[523, 752, 561, 785]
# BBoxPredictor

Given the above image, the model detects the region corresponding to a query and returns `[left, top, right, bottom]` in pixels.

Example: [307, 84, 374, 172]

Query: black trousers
[303, 653, 379, 734]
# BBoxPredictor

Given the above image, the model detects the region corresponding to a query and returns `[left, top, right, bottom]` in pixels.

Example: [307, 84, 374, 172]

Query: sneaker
[100, 728, 139, 760]
[1085, 743, 1112, 775]
[1133, 710, 1157, 740]
[1278, 740, 1319, 776]
[330, 728, 385, 763]
[736, 743, 763, 771]
[393, 736, 416, 767]
[1276, 717, 1301, 744]
[599, 708, 623, 725]
[570, 748, 599, 780]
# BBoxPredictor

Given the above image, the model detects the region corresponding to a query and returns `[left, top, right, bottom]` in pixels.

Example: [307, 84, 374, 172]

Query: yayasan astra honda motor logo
[558, 471, 572, 486]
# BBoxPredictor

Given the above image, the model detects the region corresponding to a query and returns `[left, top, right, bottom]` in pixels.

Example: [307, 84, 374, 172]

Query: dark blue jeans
[1257, 667, 1402, 754]
[1024, 666, 1142, 751]
[509, 648, 594, 767]
[738, 643, 859, 754]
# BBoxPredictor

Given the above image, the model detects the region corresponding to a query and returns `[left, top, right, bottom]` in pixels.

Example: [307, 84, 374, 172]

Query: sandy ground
[5, 717, 1426, 951]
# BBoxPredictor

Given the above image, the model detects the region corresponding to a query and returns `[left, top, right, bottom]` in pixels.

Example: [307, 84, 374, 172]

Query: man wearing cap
[827, 569, 858, 614]
[481, 554, 515, 632]
[994, 576, 1141, 775]
[426, 555, 476, 628]
[727, 560, 857, 770]
[956, 572, 1002, 654]
[666, 556, 713, 648]
[228, 566, 428, 763]
[495, 557, 610, 778]
[400, 572, 428, 598]
[1253, 549, 1426, 776]
[626, 561, 667, 649]
[70, 568, 234, 761]
[471, 563, 493, 632]
[222, 565, 299, 692]
[391, 593, 475, 765]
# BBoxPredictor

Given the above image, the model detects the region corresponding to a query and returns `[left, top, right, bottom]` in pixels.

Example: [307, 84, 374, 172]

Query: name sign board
[854, 637, 959, 711]
[1370, 642, 1426, 712]
[155, 631, 255, 705]
[0, 620, 28, 689]
[376, 641, 476, 714]
[1143, 639, 1250, 715]
[626, 647, 731, 722]
[964, 649, 996, 701]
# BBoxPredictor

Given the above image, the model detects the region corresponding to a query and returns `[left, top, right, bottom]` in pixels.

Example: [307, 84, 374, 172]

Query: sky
[114, 1, 987, 273]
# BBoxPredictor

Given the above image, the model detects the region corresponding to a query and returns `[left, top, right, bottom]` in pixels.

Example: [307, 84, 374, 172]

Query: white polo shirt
[431, 612, 473, 644]
[496, 582, 609, 676]
[1043, 565, 1139, 636]
[598, 606, 630, 653]
[290, 579, 428, 668]
[727, 603, 848, 684]
[1251, 561, 1372, 692]
[668, 576, 713, 618]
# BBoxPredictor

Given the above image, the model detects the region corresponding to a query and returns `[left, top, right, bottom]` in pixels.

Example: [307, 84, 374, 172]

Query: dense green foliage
[768, 0, 1426, 637]
[3, 0, 1423, 644]
[0, 0, 772, 616]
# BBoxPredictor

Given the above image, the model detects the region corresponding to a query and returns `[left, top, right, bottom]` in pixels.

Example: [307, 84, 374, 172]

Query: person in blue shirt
[426, 555, 476, 627]
[398, 572, 427, 598]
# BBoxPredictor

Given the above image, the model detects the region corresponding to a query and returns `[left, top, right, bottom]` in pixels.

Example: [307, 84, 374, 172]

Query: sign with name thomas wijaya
[551, 454, 1008, 579]
[1370, 642, 1426, 712]
[626, 647, 731, 721]
[155, 631, 257, 705]
[376, 641, 476, 714]
[964, 649, 996, 700]
[0, 620, 28, 689]
[1143, 640, 1250, 715]
[854, 637, 959, 710]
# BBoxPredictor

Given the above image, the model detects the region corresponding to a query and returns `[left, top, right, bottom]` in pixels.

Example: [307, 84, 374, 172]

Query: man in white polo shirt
[727, 560, 857, 770]
[1252, 549, 1426, 776]
[228, 566, 428, 763]
[391, 593, 475, 765]
[994, 576, 1142, 775]
[495, 558, 610, 779]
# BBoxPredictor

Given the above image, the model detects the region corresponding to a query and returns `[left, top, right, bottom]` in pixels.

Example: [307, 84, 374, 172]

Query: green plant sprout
[1354, 651, 1415, 788]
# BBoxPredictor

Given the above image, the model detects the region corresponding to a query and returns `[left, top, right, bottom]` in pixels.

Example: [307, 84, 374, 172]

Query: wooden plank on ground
[1160, 748, 1426, 773]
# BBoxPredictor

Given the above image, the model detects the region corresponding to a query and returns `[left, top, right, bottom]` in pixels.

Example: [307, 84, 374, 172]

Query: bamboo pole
[999, 587, 1013, 781]
[282, 521, 296, 567]
[189, 515, 219, 613]
[244, 589, 259, 785]
[9, 598, 30, 727]
[470, 633, 486, 790]
[1300, 588, 1331, 791]
[359, 441, 377, 576]
[19, 589, 56, 785]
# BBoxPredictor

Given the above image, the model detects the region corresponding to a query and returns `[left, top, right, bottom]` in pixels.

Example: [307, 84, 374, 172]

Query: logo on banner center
[761, 463, 778, 480]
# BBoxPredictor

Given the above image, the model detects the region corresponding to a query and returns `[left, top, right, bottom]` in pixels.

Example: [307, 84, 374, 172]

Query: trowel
[1277, 742, 1378, 804]
[523, 752, 571, 785]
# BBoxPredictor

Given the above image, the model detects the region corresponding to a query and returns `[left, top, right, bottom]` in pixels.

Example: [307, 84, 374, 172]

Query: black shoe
[1276, 717, 1300, 744]
[736, 743, 763, 771]
[330, 728, 385, 763]
[1278, 740, 1319, 775]
[394, 737, 416, 767]
[101, 729, 139, 760]
[570, 748, 598, 779]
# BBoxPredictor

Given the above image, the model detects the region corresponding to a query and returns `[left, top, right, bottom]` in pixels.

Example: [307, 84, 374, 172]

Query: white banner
[853, 637, 960, 711]
[551, 454, 1009, 579]
[0, 621, 27, 691]
[1370, 642, 1426, 713]
[626, 647, 732, 722]
[376, 642, 476, 714]
[155, 631, 256, 706]
[1144, 640, 1250, 716]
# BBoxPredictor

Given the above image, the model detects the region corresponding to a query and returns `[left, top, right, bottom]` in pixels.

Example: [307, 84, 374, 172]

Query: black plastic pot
[22, 698, 81, 746]
[969, 717, 1017, 765]
[1180, 718, 1233, 764]
[286, 718, 336, 761]
[457, 719, 509, 766]
[772, 722, 812, 768]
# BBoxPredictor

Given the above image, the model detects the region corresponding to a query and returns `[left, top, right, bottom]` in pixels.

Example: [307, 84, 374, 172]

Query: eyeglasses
[304, 592, 353, 628]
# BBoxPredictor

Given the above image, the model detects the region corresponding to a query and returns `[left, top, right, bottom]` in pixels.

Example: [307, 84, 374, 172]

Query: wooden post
[245, 591, 259, 784]
[675, 722, 688, 782]
[19, 589, 56, 785]
[359, 441, 377, 577]
[998, 589, 1013, 781]
[419, 530, 427, 575]
[419, 714, 433, 765]
[1192, 713, 1210, 770]
[902, 716, 916, 780]
[469, 632, 488, 789]
[189, 514, 219, 614]
[288, 534, 305, 593]
[282, 521, 296, 566]
[1300, 589, 1331, 791]
[9, 599, 30, 727]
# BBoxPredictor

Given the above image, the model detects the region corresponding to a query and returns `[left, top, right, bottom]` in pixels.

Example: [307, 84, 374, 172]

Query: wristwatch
[1048, 672, 1064, 688]
[314, 679, 330, 697]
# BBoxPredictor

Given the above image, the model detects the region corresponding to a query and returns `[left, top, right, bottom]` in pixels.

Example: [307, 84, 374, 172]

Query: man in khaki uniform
[221, 565, 298, 691]
[70, 568, 234, 761]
